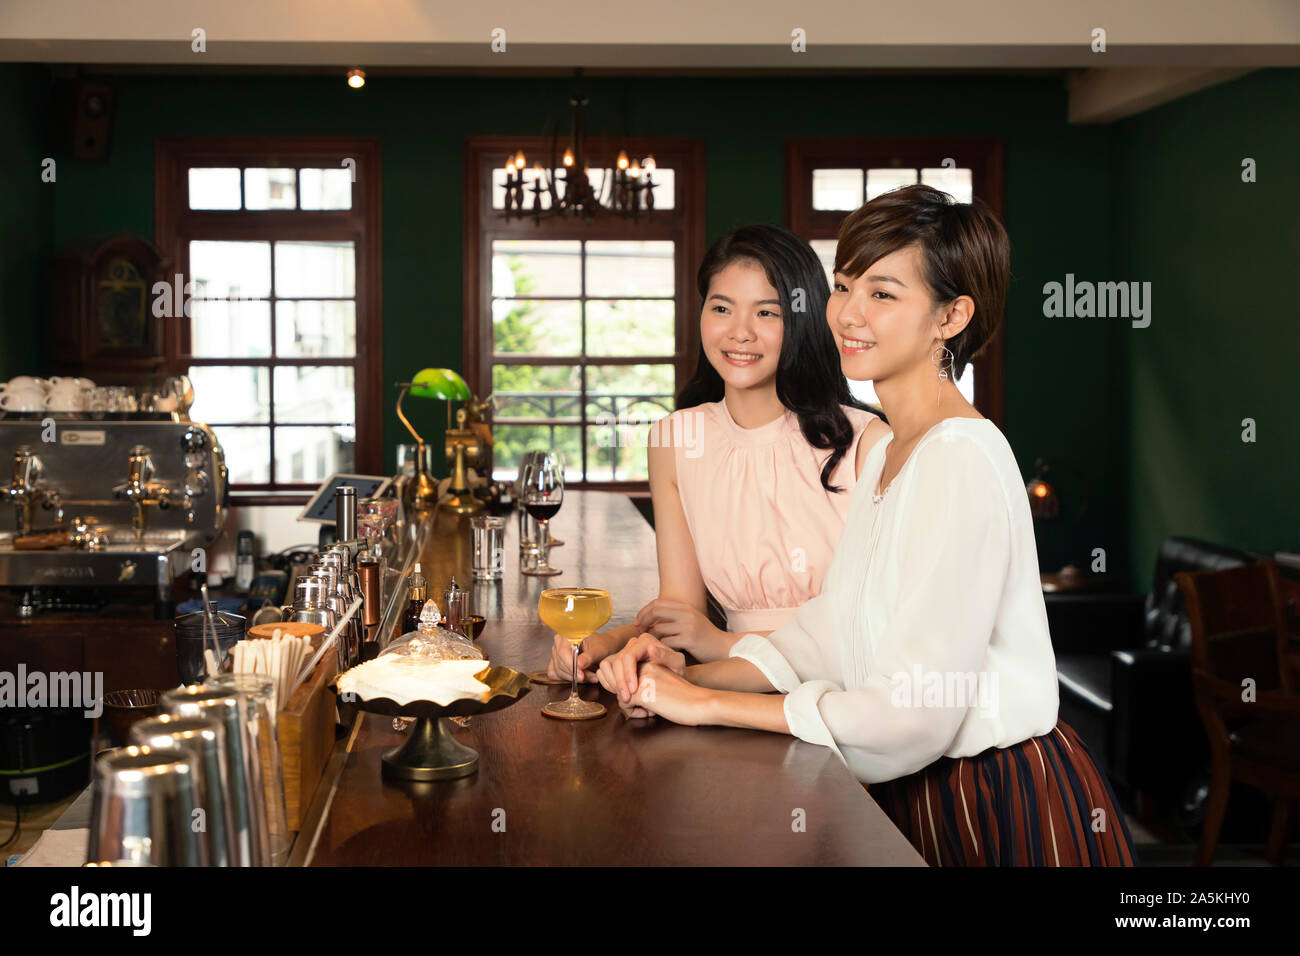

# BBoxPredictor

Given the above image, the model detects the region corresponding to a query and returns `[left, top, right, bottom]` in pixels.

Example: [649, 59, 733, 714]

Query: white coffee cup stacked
[0, 376, 97, 412]
[0, 376, 50, 412]
[45, 376, 96, 411]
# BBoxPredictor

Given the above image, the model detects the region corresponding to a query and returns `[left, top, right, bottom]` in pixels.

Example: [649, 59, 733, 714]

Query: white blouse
[728, 418, 1060, 784]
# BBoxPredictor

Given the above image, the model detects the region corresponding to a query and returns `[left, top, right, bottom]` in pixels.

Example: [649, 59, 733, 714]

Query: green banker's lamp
[395, 368, 473, 513]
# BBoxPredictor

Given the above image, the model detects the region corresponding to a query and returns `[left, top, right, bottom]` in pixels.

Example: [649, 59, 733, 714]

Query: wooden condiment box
[277, 652, 338, 831]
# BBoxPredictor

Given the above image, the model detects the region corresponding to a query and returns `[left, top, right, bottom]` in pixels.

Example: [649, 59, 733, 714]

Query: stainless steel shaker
[282, 575, 335, 631]
[87, 746, 210, 867]
[327, 546, 365, 664]
[312, 565, 351, 670]
[129, 714, 236, 867]
[159, 684, 266, 866]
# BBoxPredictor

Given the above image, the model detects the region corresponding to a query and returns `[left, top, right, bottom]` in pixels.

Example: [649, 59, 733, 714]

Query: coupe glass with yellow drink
[537, 587, 612, 719]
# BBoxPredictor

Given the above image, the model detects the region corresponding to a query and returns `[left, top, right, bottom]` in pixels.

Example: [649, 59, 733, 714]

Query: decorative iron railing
[492, 389, 675, 481]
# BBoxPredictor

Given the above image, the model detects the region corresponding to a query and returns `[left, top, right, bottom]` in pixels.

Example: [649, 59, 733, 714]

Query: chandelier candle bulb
[498, 72, 657, 223]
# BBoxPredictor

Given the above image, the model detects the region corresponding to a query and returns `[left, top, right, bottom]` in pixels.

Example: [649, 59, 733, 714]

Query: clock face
[96, 258, 149, 348]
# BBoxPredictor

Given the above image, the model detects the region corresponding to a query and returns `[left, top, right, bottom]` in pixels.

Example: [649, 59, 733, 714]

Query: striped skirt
[867, 719, 1138, 866]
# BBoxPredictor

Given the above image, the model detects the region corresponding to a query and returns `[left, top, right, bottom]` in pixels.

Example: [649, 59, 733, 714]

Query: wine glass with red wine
[520, 452, 564, 577]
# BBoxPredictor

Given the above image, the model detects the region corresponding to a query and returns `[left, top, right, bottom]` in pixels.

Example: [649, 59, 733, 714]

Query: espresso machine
[0, 416, 228, 619]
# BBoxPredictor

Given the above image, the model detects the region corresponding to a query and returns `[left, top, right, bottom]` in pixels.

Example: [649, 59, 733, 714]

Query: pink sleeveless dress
[650, 400, 877, 634]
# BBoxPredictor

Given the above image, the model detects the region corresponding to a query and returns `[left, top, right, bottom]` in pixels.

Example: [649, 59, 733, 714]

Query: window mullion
[267, 240, 277, 485]
[579, 240, 588, 484]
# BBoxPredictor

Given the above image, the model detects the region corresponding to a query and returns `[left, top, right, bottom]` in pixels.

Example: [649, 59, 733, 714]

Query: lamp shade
[409, 368, 470, 401]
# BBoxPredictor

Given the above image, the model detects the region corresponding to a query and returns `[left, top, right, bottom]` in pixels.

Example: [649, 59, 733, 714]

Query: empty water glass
[471, 515, 505, 580]
[210, 674, 291, 867]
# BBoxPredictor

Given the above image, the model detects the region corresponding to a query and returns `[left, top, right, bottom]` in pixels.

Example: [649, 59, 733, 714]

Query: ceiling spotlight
[347, 68, 366, 89]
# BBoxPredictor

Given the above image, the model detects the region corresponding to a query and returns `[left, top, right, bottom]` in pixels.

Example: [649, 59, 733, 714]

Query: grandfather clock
[50, 235, 172, 379]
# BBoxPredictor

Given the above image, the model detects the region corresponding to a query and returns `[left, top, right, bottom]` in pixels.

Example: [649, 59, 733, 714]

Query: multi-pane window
[490, 239, 677, 483]
[787, 139, 1005, 426]
[156, 140, 382, 491]
[186, 234, 356, 485]
[466, 138, 705, 488]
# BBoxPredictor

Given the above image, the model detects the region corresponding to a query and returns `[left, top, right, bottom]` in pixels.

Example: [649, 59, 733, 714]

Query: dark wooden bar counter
[299, 491, 924, 866]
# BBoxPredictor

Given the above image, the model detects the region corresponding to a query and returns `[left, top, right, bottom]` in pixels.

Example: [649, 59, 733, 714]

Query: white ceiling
[1, 0, 1295, 121]
[1, 0, 1296, 68]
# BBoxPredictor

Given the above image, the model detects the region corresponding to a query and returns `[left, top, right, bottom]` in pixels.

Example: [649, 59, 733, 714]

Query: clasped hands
[597, 632, 697, 721]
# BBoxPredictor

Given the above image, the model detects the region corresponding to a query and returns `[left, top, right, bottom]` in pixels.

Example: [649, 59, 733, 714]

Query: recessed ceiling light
[347, 68, 365, 89]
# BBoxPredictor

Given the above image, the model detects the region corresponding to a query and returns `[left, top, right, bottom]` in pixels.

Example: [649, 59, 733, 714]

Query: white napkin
[13, 828, 89, 867]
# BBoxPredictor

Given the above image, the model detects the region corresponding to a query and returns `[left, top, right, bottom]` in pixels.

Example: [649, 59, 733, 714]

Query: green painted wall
[3, 66, 1131, 575]
[0, 66, 53, 381]
[1114, 68, 1299, 592]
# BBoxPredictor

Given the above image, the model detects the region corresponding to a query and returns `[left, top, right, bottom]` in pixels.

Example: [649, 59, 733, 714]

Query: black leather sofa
[1049, 537, 1257, 823]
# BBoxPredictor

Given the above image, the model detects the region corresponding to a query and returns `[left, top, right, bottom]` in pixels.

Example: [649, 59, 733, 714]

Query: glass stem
[537, 519, 550, 568]
[569, 643, 580, 701]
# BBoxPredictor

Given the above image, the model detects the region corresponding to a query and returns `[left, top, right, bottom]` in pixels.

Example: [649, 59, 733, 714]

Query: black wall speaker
[52, 79, 115, 161]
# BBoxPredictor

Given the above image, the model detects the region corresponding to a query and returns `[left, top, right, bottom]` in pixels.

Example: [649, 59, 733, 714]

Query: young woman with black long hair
[548, 224, 889, 680]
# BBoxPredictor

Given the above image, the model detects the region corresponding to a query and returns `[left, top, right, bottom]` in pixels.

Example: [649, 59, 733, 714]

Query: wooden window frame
[785, 137, 1006, 428]
[155, 137, 383, 503]
[463, 136, 706, 492]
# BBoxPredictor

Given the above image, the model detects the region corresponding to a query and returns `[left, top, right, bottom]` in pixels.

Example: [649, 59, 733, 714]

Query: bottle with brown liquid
[401, 562, 428, 634]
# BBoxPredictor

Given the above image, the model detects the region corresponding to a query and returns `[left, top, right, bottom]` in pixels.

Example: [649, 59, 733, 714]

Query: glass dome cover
[383, 599, 484, 665]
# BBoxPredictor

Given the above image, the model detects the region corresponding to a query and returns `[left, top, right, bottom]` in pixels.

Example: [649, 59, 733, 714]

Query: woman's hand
[625, 663, 713, 726]
[547, 630, 614, 683]
[633, 599, 732, 660]
[597, 632, 686, 702]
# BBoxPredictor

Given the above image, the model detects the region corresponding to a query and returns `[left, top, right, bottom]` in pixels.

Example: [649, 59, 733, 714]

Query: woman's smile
[838, 337, 875, 355]
[721, 349, 764, 366]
